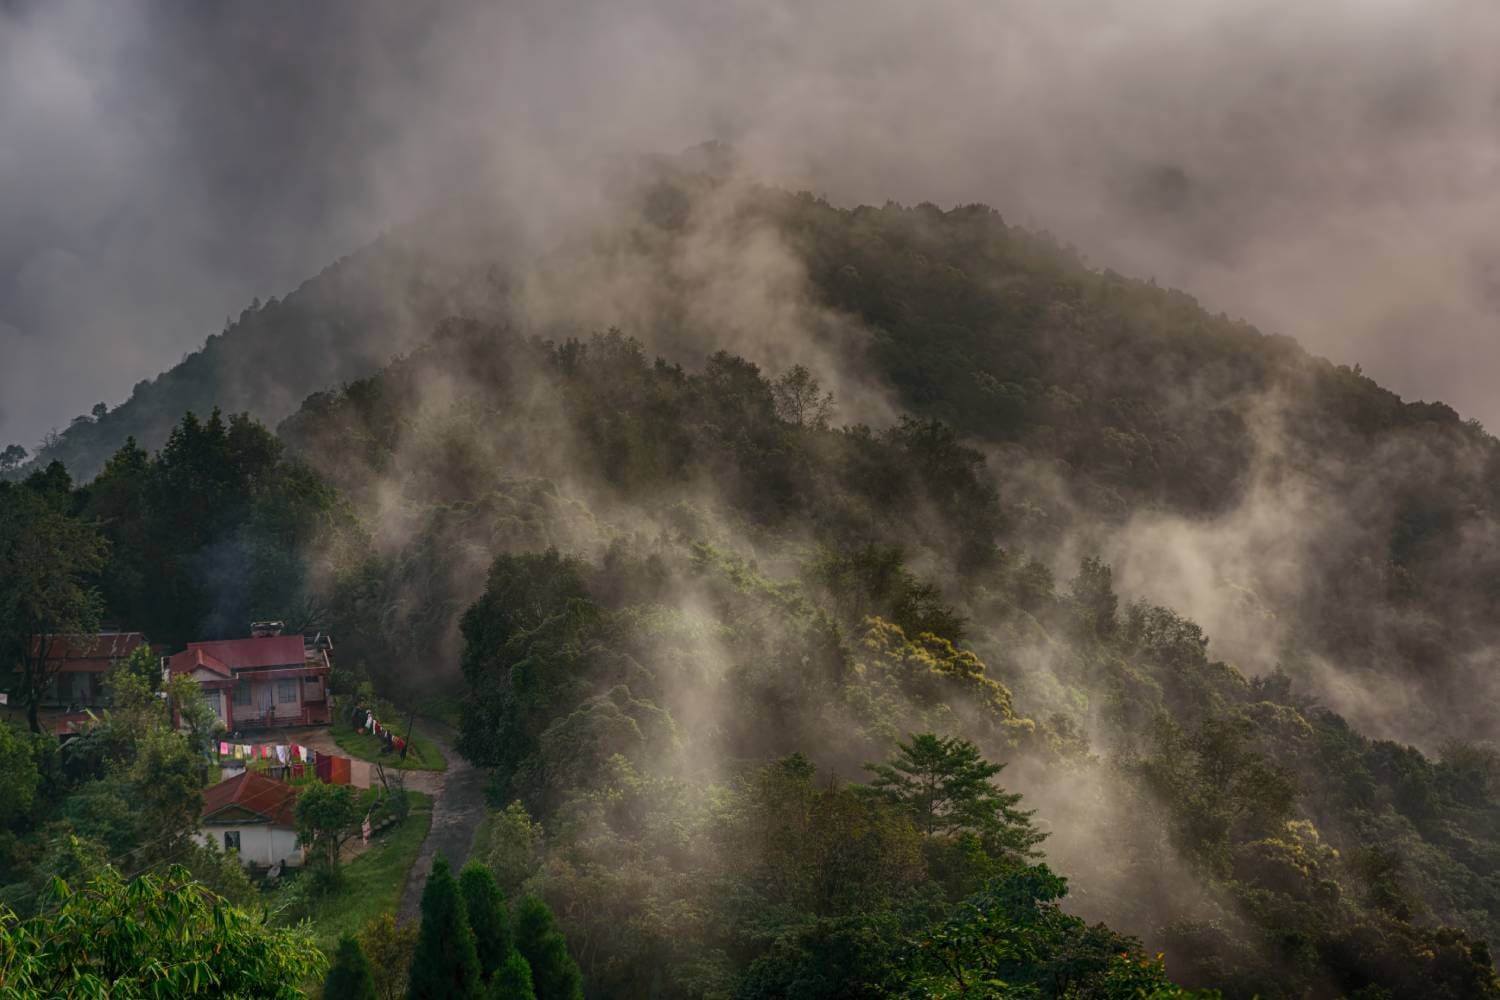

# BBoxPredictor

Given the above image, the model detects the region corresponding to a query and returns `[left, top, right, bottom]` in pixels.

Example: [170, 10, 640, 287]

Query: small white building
[197, 770, 306, 869]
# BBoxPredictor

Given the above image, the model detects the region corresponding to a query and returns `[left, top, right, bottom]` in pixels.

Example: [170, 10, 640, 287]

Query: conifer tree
[324, 933, 378, 1000]
[487, 951, 536, 1000]
[513, 896, 583, 1000]
[459, 860, 513, 979]
[407, 854, 483, 1000]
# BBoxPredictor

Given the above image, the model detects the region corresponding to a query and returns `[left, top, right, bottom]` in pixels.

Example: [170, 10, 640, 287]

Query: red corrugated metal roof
[187, 635, 307, 670]
[30, 632, 145, 665]
[166, 647, 232, 678]
[201, 771, 300, 828]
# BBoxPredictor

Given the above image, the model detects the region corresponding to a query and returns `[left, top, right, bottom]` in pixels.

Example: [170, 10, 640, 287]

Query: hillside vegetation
[7, 163, 1500, 998]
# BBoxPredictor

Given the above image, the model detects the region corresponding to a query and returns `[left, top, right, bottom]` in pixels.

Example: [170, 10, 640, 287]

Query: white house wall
[196, 825, 304, 868]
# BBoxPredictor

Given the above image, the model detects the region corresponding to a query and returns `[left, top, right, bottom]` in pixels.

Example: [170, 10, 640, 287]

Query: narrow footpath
[395, 721, 488, 921]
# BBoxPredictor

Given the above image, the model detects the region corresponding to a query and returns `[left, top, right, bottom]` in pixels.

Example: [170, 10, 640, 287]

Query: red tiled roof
[30, 632, 145, 666]
[186, 635, 307, 671]
[166, 647, 232, 678]
[201, 771, 299, 828]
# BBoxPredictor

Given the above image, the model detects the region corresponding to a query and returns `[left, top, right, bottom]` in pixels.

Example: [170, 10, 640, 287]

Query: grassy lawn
[275, 791, 434, 954]
[329, 715, 447, 772]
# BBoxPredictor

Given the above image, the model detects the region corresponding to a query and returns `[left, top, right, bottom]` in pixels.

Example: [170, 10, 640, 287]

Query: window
[233, 682, 251, 707]
[223, 831, 241, 852]
[201, 691, 221, 719]
[277, 679, 298, 704]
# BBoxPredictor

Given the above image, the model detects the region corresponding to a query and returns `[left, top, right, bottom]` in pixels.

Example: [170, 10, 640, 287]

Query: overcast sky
[3, 0, 1498, 449]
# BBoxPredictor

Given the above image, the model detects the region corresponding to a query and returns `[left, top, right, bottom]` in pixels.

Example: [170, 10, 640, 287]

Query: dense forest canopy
[7, 161, 1500, 998]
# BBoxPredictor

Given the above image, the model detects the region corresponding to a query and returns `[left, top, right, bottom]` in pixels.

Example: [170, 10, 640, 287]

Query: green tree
[1069, 555, 1119, 637]
[866, 733, 1043, 858]
[771, 364, 835, 429]
[0, 470, 109, 732]
[0, 865, 323, 997]
[359, 911, 418, 1000]
[295, 782, 364, 871]
[513, 896, 584, 1000]
[0, 444, 26, 474]
[325, 933, 379, 1000]
[460, 861, 513, 980]
[489, 951, 536, 1000]
[481, 801, 544, 896]
[0, 722, 41, 827]
[408, 854, 483, 1000]
[898, 865, 1205, 999]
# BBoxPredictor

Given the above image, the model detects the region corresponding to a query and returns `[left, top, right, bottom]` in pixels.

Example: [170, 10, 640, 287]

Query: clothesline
[214, 740, 369, 787]
[349, 703, 408, 754]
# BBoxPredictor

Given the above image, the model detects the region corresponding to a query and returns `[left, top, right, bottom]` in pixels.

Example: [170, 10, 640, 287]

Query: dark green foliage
[324, 933, 379, 1000]
[513, 896, 583, 1000]
[489, 951, 536, 1000]
[459, 861, 513, 979]
[408, 855, 483, 1000]
[896, 865, 1210, 998]
[0, 466, 108, 731]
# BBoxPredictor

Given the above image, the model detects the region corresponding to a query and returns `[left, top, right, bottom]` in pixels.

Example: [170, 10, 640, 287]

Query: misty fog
[4, 0, 1499, 452]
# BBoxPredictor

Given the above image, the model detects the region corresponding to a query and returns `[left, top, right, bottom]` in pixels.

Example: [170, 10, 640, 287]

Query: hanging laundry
[314, 753, 332, 783]
[291, 763, 305, 780]
[219, 741, 229, 756]
[275, 745, 289, 764]
[330, 755, 352, 786]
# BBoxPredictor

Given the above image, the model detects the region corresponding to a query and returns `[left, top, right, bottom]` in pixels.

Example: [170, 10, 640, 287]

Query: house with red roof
[166, 625, 332, 730]
[28, 631, 146, 709]
[196, 770, 306, 868]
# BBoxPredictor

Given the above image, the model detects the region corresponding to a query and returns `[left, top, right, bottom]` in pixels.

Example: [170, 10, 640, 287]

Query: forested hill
[10, 161, 1500, 996]
[29, 157, 1500, 749]
[11, 219, 510, 482]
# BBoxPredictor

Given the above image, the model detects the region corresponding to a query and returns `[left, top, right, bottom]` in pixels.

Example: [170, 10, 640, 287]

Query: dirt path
[285, 721, 488, 921]
[396, 721, 488, 921]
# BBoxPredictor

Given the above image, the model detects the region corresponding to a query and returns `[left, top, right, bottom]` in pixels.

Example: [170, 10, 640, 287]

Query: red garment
[314, 753, 332, 783]
[291, 763, 305, 779]
[330, 755, 352, 786]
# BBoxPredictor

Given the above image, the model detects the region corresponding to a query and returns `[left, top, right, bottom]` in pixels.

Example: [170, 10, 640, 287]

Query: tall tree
[513, 896, 583, 1000]
[0, 469, 108, 732]
[294, 782, 363, 871]
[488, 952, 536, 1000]
[408, 854, 483, 1000]
[866, 733, 1043, 859]
[459, 861, 513, 980]
[325, 933, 379, 1000]
[359, 911, 419, 1000]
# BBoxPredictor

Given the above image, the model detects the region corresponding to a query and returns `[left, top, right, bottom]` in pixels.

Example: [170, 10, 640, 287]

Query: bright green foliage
[477, 801, 543, 896]
[0, 865, 324, 998]
[513, 896, 583, 1000]
[408, 854, 483, 1000]
[488, 951, 536, 1000]
[324, 933, 379, 1000]
[359, 911, 418, 1000]
[295, 782, 364, 870]
[459, 861, 513, 980]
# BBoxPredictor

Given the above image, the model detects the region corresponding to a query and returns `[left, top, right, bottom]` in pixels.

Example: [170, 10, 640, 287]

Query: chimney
[250, 620, 285, 638]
